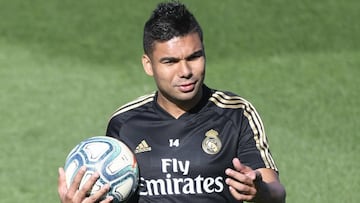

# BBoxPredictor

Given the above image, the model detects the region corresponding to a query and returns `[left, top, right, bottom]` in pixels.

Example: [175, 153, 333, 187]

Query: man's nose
[178, 60, 192, 78]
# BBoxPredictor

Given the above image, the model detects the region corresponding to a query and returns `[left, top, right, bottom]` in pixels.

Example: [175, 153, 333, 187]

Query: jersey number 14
[169, 139, 180, 147]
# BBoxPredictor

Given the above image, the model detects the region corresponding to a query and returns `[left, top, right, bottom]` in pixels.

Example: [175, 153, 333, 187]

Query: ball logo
[202, 129, 222, 154]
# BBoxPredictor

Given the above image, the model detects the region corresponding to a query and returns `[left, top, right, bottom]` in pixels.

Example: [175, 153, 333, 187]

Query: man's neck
[156, 89, 203, 119]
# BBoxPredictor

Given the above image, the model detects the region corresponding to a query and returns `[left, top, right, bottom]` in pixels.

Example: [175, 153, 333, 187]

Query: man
[58, 1, 286, 203]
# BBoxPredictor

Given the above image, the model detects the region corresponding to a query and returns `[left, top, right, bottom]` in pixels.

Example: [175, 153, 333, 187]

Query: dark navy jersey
[106, 85, 278, 203]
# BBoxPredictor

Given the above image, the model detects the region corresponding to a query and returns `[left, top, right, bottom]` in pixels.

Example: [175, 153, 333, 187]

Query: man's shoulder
[208, 88, 255, 111]
[109, 92, 155, 121]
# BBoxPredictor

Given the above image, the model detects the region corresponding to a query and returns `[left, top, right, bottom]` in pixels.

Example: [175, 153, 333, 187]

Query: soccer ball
[64, 136, 139, 202]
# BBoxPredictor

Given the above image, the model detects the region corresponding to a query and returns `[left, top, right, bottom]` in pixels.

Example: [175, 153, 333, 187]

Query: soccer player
[58, 1, 286, 203]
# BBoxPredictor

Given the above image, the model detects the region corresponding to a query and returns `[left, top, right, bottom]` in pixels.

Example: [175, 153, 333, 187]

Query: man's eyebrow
[159, 56, 179, 63]
[185, 50, 204, 60]
[159, 49, 204, 63]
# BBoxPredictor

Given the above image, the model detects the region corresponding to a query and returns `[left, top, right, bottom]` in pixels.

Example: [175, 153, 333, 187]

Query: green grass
[0, 0, 359, 202]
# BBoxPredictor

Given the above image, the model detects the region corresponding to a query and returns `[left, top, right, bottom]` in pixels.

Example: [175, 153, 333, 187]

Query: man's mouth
[178, 82, 196, 93]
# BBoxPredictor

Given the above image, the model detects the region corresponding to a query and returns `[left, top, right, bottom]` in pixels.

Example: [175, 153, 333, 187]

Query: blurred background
[0, 0, 359, 202]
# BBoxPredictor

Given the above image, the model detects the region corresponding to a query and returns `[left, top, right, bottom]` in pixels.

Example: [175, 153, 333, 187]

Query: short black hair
[143, 1, 203, 56]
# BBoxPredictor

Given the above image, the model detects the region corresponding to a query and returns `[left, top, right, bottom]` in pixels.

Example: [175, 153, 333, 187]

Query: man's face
[142, 32, 205, 110]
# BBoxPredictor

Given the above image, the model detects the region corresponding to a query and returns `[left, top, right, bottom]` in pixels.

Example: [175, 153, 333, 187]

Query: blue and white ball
[64, 136, 139, 202]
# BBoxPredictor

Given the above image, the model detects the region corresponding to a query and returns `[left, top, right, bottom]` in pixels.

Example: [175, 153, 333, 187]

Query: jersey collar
[153, 85, 213, 120]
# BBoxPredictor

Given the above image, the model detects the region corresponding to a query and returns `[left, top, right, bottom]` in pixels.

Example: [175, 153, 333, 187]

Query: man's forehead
[151, 33, 203, 58]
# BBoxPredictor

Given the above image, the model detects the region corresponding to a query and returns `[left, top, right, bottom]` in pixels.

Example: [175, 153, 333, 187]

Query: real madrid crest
[202, 129, 222, 154]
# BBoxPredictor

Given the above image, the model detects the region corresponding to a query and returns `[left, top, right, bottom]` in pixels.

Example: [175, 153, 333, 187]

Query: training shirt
[106, 85, 278, 203]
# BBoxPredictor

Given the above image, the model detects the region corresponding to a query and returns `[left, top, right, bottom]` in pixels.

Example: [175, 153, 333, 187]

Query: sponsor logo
[139, 158, 224, 196]
[135, 140, 152, 154]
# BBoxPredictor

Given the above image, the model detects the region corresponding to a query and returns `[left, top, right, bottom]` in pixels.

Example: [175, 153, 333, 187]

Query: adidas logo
[135, 140, 152, 154]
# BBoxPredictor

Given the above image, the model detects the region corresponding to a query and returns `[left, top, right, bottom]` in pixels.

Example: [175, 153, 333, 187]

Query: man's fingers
[58, 167, 68, 198]
[67, 166, 87, 196]
[226, 171, 257, 201]
[75, 171, 100, 200]
[232, 158, 251, 173]
[225, 168, 252, 185]
[225, 158, 259, 201]
[86, 184, 111, 203]
[232, 158, 257, 180]
[228, 185, 255, 201]
[98, 195, 114, 203]
[58, 166, 110, 203]
[226, 177, 256, 194]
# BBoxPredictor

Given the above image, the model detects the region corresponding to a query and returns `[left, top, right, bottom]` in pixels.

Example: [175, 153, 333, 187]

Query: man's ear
[142, 54, 154, 76]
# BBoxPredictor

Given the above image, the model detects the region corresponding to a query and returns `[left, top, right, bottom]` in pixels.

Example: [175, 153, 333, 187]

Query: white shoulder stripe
[110, 93, 155, 119]
[210, 91, 277, 170]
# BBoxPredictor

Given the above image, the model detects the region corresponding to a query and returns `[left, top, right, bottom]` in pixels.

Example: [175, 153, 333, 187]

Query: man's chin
[176, 88, 202, 103]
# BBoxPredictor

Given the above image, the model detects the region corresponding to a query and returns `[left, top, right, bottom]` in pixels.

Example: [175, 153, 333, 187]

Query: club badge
[202, 129, 222, 154]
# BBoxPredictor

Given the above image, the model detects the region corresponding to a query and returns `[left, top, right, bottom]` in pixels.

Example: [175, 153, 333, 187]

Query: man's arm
[225, 158, 286, 203]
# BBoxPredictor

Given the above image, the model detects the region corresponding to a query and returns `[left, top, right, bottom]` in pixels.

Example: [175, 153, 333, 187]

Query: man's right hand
[57, 166, 113, 203]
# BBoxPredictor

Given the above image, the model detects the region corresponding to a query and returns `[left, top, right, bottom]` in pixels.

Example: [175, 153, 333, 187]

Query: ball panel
[65, 162, 77, 187]
[83, 141, 111, 161]
[64, 136, 139, 202]
[113, 177, 135, 201]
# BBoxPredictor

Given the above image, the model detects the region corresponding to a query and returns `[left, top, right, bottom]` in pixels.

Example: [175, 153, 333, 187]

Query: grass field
[0, 0, 359, 202]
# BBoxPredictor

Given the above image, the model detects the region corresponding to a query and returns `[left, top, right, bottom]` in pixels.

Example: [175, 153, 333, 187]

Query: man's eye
[187, 51, 204, 61]
[162, 60, 176, 64]
[188, 55, 201, 61]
